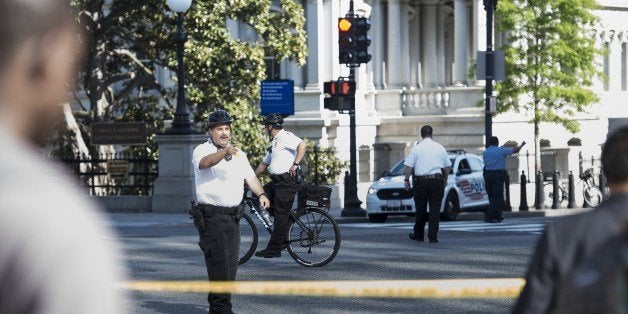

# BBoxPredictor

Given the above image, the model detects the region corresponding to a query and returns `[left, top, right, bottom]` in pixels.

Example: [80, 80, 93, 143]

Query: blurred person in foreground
[512, 125, 628, 313]
[0, 1, 126, 313]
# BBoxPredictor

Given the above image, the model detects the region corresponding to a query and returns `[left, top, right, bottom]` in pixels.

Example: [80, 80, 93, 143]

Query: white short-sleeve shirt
[192, 141, 255, 207]
[262, 129, 303, 175]
[404, 138, 452, 176]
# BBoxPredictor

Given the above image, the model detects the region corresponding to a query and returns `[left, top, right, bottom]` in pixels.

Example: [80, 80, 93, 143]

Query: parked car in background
[365, 150, 489, 223]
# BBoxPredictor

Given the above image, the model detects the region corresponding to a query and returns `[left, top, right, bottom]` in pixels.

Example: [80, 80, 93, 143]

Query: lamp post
[483, 0, 497, 147]
[165, 0, 196, 134]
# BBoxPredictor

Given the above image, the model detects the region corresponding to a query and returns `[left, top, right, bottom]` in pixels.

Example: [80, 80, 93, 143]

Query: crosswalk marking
[343, 221, 546, 234]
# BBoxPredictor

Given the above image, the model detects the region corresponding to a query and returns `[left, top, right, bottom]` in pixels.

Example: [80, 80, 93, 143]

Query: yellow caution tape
[123, 278, 525, 299]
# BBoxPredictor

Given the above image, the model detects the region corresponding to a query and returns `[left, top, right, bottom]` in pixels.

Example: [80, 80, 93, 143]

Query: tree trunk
[534, 120, 541, 175]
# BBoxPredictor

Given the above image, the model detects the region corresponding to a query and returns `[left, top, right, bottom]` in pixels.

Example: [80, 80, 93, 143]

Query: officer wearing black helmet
[254, 113, 307, 258]
[192, 109, 270, 313]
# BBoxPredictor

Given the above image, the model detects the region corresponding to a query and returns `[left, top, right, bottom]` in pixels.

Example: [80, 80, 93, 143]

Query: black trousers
[412, 177, 445, 241]
[264, 173, 301, 251]
[484, 170, 506, 220]
[197, 211, 240, 314]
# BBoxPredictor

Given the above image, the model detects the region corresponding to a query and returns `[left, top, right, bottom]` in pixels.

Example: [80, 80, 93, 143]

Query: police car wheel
[440, 192, 459, 221]
[368, 214, 387, 223]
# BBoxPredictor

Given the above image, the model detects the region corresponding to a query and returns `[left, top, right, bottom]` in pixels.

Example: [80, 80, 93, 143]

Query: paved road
[111, 213, 572, 313]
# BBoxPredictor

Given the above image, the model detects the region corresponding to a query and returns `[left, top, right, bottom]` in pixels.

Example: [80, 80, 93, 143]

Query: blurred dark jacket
[513, 193, 628, 314]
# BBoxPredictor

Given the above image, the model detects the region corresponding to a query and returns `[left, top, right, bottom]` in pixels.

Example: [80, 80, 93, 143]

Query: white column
[305, 0, 324, 89]
[421, 1, 438, 87]
[387, 0, 402, 88]
[609, 31, 622, 91]
[400, 1, 410, 86]
[472, 0, 486, 86]
[454, 0, 468, 85]
[436, 3, 446, 86]
[371, 0, 384, 88]
[409, 4, 421, 87]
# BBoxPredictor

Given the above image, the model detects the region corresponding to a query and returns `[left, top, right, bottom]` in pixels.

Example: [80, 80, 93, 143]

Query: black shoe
[408, 233, 424, 242]
[429, 239, 439, 243]
[255, 248, 281, 258]
[497, 217, 504, 222]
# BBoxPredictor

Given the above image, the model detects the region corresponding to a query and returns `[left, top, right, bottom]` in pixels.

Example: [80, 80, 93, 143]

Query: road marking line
[123, 278, 525, 298]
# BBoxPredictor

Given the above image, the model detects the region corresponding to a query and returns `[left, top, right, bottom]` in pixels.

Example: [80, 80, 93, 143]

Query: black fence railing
[62, 152, 158, 196]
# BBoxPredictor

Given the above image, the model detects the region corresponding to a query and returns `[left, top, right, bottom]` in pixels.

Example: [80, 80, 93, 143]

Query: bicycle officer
[483, 136, 525, 223]
[254, 113, 307, 258]
[192, 109, 270, 313]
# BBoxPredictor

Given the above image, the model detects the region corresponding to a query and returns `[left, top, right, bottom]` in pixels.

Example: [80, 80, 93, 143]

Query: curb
[331, 208, 591, 224]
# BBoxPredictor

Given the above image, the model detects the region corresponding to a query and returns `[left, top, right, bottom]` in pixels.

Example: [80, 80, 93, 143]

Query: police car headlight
[368, 187, 378, 195]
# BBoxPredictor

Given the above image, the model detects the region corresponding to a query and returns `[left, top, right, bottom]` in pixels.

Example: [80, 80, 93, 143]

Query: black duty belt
[415, 173, 443, 180]
[199, 203, 240, 215]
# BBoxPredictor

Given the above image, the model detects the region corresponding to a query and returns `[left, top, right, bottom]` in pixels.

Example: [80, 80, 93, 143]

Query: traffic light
[323, 80, 355, 111]
[338, 17, 371, 65]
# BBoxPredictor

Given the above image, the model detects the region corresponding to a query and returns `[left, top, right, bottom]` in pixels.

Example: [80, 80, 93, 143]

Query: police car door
[468, 156, 489, 206]
[455, 158, 475, 207]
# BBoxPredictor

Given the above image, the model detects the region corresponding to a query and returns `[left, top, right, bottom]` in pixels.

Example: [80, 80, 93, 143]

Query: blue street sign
[260, 80, 294, 116]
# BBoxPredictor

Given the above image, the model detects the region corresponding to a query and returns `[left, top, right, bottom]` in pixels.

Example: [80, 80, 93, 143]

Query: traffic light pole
[341, 0, 366, 217]
[484, 0, 496, 147]
[341, 66, 366, 217]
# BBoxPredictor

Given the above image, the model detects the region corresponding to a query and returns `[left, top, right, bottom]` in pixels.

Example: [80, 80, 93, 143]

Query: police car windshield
[389, 161, 406, 176]
[388, 158, 456, 177]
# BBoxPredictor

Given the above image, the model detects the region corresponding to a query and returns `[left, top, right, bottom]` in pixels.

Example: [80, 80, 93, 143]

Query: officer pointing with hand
[192, 109, 269, 314]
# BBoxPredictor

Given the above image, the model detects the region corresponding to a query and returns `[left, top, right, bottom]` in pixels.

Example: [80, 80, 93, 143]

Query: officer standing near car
[404, 125, 452, 243]
[254, 113, 307, 258]
[192, 109, 270, 314]
[483, 136, 525, 223]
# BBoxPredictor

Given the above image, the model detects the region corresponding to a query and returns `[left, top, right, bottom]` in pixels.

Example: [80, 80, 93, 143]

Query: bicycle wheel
[286, 208, 341, 267]
[238, 213, 258, 265]
[543, 183, 564, 208]
[583, 185, 603, 207]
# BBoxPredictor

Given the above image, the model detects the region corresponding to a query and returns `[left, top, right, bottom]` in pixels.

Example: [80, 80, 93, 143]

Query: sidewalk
[106, 207, 591, 228]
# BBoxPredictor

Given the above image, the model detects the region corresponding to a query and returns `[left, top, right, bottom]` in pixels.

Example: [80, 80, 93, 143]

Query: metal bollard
[535, 171, 544, 209]
[551, 171, 559, 209]
[519, 171, 529, 211]
[504, 173, 512, 211]
[567, 171, 575, 208]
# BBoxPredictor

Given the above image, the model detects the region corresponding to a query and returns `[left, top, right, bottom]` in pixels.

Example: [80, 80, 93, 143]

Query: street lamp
[165, 0, 196, 134]
[483, 0, 497, 147]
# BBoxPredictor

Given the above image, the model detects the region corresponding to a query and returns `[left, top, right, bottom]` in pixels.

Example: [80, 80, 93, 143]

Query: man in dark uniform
[483, 136, 525, 223]
[404, 125, 452, 243]
[192, 109, 269, 313]
[254, 113, 306, 258]
[512, 125, 628, 313]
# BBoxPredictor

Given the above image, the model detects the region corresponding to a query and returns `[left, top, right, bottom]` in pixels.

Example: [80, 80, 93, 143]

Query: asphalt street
[110, 210, 585, 314]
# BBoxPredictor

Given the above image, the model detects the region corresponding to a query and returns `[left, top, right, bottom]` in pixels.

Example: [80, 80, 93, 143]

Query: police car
[365, 150, 489, 223]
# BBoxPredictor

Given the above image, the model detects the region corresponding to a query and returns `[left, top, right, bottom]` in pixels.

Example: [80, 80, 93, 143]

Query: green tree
[496, 0, 604, 173]
[301, 140, 348, 185]
[67, 0, 307, 168]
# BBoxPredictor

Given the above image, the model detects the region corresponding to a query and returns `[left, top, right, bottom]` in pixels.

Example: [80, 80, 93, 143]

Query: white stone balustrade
[401, 86, 483, 115]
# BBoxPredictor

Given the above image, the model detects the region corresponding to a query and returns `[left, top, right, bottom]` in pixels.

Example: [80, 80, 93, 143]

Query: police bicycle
[238, 186, 341, 267]
[543, 168, 603, 208]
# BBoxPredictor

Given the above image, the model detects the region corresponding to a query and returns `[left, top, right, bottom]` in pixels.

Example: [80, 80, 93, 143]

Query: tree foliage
[301, 140, 348, 186]
[68, 0, 307, 167]
[495, 0, 604, 171]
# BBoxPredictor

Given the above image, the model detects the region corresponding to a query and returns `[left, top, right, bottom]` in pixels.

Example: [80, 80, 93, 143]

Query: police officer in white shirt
[192, 109, 270, 314]
[404, 125, 452, 243]
[254, 113, 307, 258]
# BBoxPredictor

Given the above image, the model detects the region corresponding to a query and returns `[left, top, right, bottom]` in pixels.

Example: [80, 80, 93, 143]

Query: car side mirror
[381, 170, 391, 178]
[457, 169, 472, 176]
